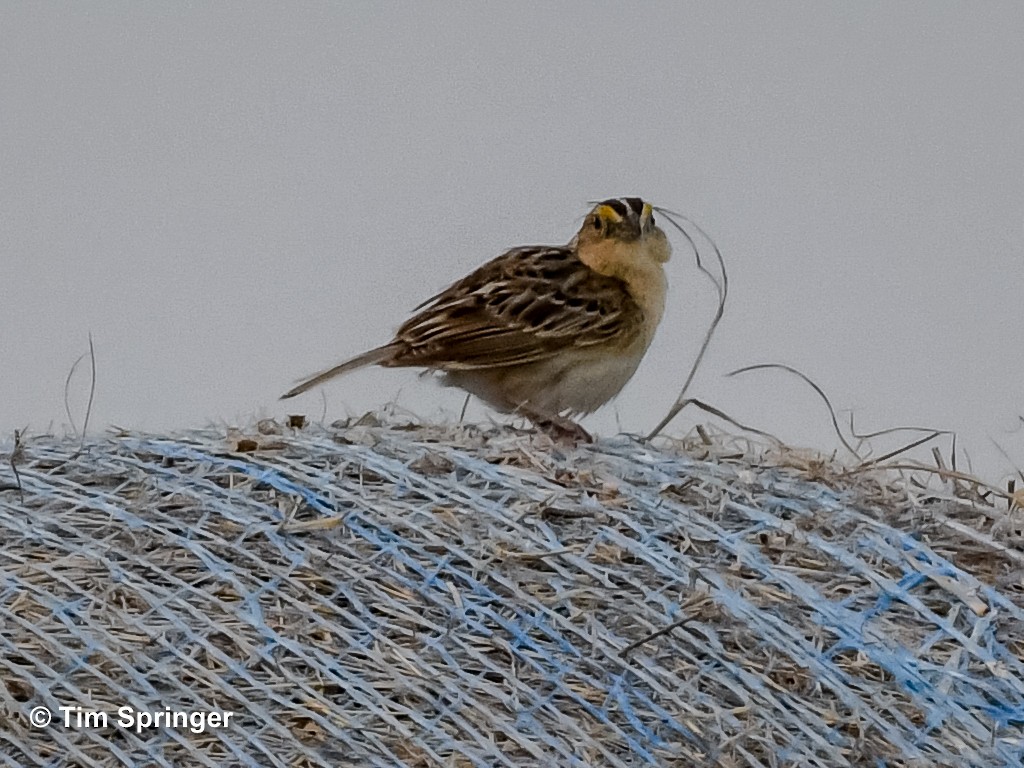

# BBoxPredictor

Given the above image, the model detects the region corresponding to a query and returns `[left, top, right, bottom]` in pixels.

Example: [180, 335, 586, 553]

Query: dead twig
[5, 428, 26, 505]
[653, 397, 783, 446]
[848, 412, 960, 473]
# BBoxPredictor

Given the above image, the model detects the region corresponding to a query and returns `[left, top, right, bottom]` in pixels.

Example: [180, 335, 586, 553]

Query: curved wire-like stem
[726, 363, 861, 459]
[63, 333, 97, 453]
[730, 363, 964, 471]
[646, 210, 728, 440]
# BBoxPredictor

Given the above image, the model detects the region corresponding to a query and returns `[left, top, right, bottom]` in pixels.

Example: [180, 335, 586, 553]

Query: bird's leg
[519, 406, 593, 444]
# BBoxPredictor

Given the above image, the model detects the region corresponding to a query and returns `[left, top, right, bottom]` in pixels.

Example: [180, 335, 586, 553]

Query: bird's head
[574, 197, 671, 264]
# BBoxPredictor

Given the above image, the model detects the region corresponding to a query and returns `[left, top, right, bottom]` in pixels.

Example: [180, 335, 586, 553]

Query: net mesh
[1, 416, 1022, 767]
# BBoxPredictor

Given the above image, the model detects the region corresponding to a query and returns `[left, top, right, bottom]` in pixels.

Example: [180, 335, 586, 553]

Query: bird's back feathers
[388, 246, 644, 370]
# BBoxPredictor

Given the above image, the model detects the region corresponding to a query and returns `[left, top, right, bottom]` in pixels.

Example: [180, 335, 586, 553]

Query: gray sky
[3, 3, 1022, 482]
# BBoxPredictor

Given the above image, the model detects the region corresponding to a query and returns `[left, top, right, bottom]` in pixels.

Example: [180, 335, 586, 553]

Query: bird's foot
[530, 414, 593, 444]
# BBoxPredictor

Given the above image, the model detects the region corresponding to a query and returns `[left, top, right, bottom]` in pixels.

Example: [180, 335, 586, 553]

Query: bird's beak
[641, 202, 654, 231]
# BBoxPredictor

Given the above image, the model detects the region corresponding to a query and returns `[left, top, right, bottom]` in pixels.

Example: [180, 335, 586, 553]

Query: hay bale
[1, 416, 1023, 766]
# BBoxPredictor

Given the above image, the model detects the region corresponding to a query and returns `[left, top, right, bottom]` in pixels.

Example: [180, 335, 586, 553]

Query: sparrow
[282, 197, 671, 441]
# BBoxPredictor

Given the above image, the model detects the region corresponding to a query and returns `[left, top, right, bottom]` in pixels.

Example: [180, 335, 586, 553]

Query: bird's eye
[592, 216, 602, 231]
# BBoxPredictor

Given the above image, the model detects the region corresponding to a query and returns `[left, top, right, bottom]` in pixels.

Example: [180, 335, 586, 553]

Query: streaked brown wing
[385, 246, 643, 370]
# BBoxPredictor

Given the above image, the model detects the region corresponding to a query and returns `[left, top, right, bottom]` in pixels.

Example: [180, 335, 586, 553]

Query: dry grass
[1, 414, 1022, 767]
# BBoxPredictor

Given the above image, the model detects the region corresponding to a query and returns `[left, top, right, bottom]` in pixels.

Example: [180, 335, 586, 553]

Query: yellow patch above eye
[596, 204, 623, 223]
[641, 203, 653, 219]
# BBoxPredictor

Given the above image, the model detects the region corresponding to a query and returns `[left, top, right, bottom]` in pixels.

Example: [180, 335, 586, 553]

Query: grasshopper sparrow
[282, 197, 671, 440]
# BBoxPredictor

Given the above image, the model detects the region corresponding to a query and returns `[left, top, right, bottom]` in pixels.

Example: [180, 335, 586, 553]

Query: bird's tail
[280, 345, 396, 400]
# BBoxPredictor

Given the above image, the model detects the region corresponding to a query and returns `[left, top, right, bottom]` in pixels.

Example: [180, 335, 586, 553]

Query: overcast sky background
[3, 3, 1022, 483]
